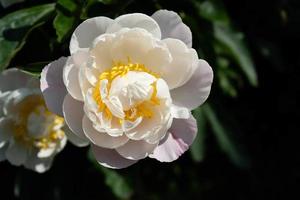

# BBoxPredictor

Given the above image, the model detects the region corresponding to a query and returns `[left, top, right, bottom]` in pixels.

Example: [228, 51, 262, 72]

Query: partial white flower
[0, 68, 68, 173]
[41, 10, 213, 169]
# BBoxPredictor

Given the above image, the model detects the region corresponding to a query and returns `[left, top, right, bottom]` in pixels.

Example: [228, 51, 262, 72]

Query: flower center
[13, 96, 65, 149]
[92, 59, 160, 124]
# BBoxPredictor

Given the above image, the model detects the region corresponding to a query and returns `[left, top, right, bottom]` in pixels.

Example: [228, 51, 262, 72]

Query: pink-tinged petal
[149, 116, 197, 162]
[41, 57, 68, 116]
[62, 94, 86, 140]
[106, 13, 161, 39]
[0, 68, 38, 92]
[116, 140, 157, 160]
[171, 59, 213, 110]
[63, 51, 89, 101]
[70, 17, 114, 54]
[82, 116, 128, 149]
[152, 10, 192, 47]
[92, 145, 137, 169]
[64, 126, 89, 147]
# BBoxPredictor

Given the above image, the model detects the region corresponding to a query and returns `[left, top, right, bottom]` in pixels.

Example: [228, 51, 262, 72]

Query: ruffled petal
[62, 94, 86, 140]
[171, 59, 213, 110]
[161, 38, 198, 89]
[149, 116, 197, 162]
[63, 51, 89, 101]
[116, 139, 157, 160]
[70, 17, 114, 54]
[82, 116, 128, 149]
[106, 13, 161, 39]
[92, 145, 137, 169]
[41, 57, 68, 116]
[152, 10, 192, 47]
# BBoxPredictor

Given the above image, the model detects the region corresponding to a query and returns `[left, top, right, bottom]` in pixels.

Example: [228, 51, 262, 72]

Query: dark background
[0, 0, 299, 199]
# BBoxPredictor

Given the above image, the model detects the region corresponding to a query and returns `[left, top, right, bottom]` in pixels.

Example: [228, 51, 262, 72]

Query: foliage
[1, 0, 298, 199]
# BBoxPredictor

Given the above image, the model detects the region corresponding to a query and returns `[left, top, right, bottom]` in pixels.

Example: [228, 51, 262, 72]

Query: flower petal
[116, 139, 157, 160]
[161, 38, 198, 89]
[5, 140, 28, 166]
[149, 116, 197, 162]
[92, 145, 137, 169]
[82, 116, 128, 149]
[0, 142, 8, 161]
[41, 57, 68, 116]
[70, 17, 114, 54]
[63, 94, 86, 140]
[171, 59, 213, 110]
[0, 68, 38, 92]
[24, 150, 53, 173]
[106, 13, 161, 39]
[152, 10, 192, 47]
[63, 51, 89, 101]
[64, 126, 89, 147]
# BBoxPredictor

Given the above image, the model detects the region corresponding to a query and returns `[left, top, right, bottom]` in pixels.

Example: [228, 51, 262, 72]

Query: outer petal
[92, 145, 137, 169]
[171, 59, 213, 110]
[0, 68, 38, 92]
[70, 17, 114, 54]
[0, 142, 8, 161]
[5, 140, 28, 166]
[64, 126, 89, 147]
[63, 51, 89, 101]
[161, 38, 198, 89]
[149, 116, 197, 162]
[41, 57, 68, 116]
[0, 118, 13, 142]
[152, 10, 192, 47]
[116, 140, 157, 160]
[106, 13, 161, 39]
[62, 94, 86, 140]
[82, 116, 128, 149]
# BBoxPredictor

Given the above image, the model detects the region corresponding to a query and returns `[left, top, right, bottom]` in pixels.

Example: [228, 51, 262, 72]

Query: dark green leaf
[53, 11, 76, 42]
[214, 24, 258, 86]
[88, 150, 133, 199]
[190, 108, 207, 162]
[0, 3, 55, 71]
[203, 104, 250, 168]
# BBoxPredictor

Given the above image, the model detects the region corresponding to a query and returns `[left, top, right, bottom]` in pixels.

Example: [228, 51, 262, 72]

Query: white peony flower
[41, 10, 213, 169]
[0, 68, 68, 173]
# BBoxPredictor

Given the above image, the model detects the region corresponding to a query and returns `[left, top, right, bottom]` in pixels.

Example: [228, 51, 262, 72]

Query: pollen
[92, 58, 161, 124]
[13, 97, 65, 150]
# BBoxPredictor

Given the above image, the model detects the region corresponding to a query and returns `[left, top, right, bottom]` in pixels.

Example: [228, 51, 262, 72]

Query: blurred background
[0, 0, 299, 199]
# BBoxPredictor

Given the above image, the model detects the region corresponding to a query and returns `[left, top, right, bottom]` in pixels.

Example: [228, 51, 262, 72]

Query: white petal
[63, 52, 89, 101]
[0, 68, 38, 93]
[92, 145, 137, 169]
[64, 126, 89, 147]
[70, 17, 114, 54]
[24, 150, 53, 173]
[5, 140, 28, 166]
[171, 59, 213, 110]
[0, 91, 10, 117]
[62, 94, 86, 140]
[83, 116, 128, 149]
[170, 105, 190, 119]
[37, 147, 56, 158]
[41, 57, 68, 116]
[0, 142, 8, 161]
[161, 38, 198, 89]
[116, 139, 157, 160]
[106, 13, 161, 39]
[152, 10, 192, 47]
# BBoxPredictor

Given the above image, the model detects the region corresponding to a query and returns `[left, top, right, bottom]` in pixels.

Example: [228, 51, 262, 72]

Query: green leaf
[88, 150, 133, 199]
[190, 108, 207, 162]
[203, 104, 250, 168]
[214, 24, 258, 86]
[0, 3, 55, 71]
[53, 11, 76, 42]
